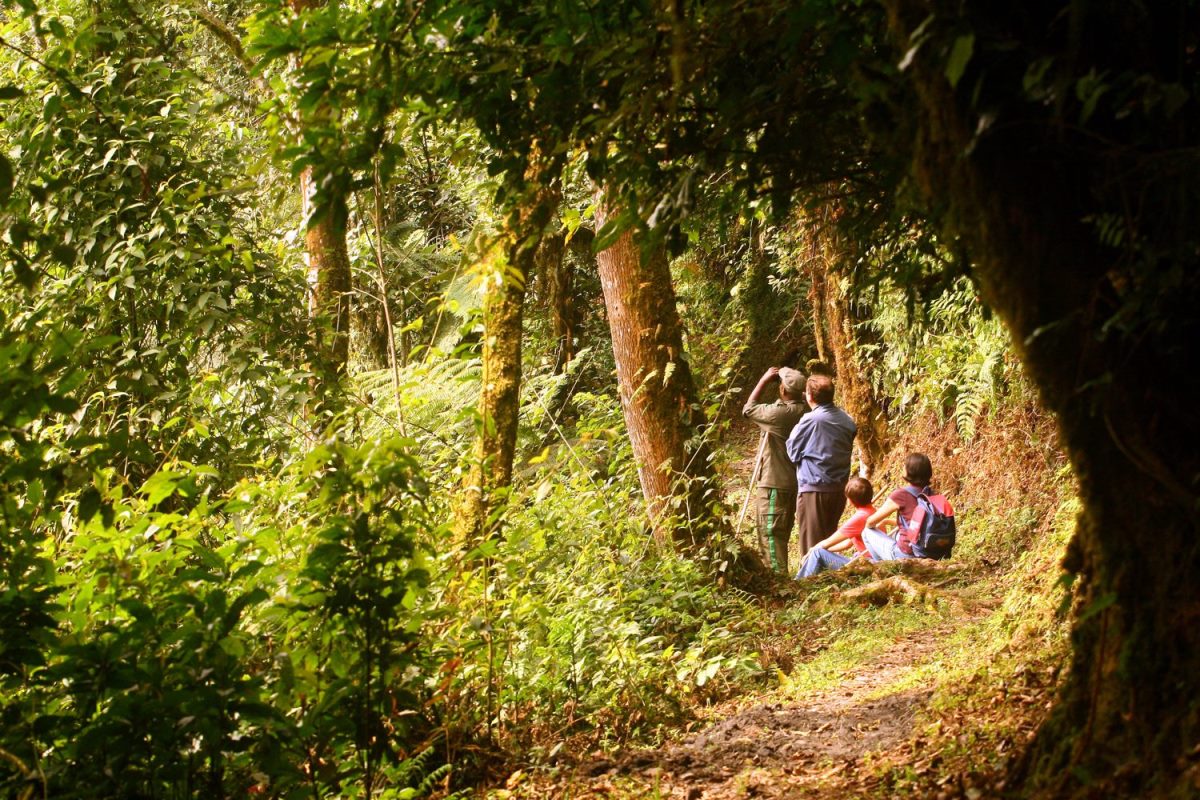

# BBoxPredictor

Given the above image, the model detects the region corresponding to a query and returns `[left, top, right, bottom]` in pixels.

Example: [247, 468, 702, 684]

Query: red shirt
[836, 505, 875, 554]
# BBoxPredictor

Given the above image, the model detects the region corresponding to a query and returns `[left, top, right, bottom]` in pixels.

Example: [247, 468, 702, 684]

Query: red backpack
[898, 486, 956, 559]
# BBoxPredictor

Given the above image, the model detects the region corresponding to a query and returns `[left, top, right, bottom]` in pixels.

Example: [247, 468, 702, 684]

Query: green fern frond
[391, 745, 436, 786]
[954, 380, 985, 441]
[414, 761, 453, 796]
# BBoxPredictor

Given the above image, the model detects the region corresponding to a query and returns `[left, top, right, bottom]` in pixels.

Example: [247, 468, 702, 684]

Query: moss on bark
[882, 2, 1200, 793]
[453, 153, 561, 545]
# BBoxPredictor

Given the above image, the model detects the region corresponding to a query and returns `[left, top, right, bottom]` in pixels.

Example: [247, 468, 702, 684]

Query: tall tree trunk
[196, 2, 353, 386]
[594, 199, 720, 549]
[453, 155, 561, 544]
[290, 0, 351, 386]
[536, 228, 573, 373]
[300, 168, 352, 382]
[797, 209, 888, 477]
[883, 2, 1200, 794]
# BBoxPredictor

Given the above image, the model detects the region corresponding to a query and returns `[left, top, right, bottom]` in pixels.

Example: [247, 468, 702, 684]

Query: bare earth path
[568, 621, 963, 799]
[494, 430, 998, 799]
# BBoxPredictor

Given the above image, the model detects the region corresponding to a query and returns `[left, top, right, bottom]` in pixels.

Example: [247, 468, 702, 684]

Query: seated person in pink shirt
[794, 477, 875, 579]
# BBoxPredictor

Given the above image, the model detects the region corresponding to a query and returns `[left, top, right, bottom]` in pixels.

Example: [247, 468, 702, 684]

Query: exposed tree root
[841, 575, 936, 605]
[838, 566, 975, 615]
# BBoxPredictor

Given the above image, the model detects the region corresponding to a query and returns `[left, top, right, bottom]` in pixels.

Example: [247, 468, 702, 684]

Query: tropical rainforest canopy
[1, 1, 1197, 798]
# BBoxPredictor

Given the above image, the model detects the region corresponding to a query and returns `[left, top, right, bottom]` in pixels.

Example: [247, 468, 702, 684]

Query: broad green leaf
[944, 34, 974, 88]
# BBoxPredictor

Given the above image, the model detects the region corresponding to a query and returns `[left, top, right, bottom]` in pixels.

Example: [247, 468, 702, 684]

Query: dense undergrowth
[0, 221, 1080, 799]
[471, 395, 1078, 799]
[0, 225, 1078, 800]
[0, 6, 1088, 798]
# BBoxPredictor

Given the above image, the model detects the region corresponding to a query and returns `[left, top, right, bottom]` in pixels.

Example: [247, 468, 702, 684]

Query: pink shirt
[837, 505, 876, 554]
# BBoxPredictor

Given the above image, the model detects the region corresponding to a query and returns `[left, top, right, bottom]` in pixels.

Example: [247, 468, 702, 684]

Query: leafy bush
[0, 4, 310, 487]
[395, 390, 767, 765]
[1, 434, 442, 799]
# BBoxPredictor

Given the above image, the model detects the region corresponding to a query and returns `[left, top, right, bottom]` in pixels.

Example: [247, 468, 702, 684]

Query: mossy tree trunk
[725, 219, 802, 412]
[351, 286, 391, 371]
[561, 226, 598, 368]
[797, 209, 888, 477]
[594, 200, 721, 550]
[883, 2, 1200, 794]
[806, 247, 829, 365]
[453, 155, 561, 545]
[825, 280, 887, 479]
[536, 226, 596, 428]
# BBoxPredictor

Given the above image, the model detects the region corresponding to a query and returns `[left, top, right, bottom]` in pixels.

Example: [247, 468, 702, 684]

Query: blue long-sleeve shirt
[785, 403, 857, 492]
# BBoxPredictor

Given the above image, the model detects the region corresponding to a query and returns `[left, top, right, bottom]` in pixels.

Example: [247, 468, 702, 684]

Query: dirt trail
[519, 429, 976, 798]
[572, 622, 958, 799]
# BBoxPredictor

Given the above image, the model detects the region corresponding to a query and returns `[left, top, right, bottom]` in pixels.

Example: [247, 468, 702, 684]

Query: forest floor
[558, 618, 975, 799]
[489, 591, 1032, 800]
[483, 409, 1070, 800]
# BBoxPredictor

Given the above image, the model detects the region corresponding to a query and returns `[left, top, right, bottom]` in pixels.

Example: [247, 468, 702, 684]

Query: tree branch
[190, 4, 255, 74]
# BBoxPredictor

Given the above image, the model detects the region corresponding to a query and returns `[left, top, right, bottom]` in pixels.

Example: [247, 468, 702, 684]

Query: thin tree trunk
[537, 229, 573, 373]
[291, 0, 351, 386]
[453, 154, 561, 544]
[807, 251, 829, 365]
[537, 226, 596, 428]
[594, 198, 720, 549]
[371, 163, 404, 393]
[301, 168, 352, 381]
[561, 225, 597, 368]
[351, 290, 391, 372]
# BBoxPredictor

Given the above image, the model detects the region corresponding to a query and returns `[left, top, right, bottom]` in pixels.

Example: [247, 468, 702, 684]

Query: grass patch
[778, 604, 939, 696]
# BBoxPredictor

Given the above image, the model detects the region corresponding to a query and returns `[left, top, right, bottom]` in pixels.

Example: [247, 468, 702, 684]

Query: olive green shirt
[743, 400, 806, 490]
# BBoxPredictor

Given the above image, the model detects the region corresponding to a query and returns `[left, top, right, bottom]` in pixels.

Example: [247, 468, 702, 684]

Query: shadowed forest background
[1, 1, 1197, 798]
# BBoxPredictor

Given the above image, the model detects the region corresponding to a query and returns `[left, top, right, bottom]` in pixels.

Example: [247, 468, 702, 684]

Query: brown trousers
[797, 488, 848, 552]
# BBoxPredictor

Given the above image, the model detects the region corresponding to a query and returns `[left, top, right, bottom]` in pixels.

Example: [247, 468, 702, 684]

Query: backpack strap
[902, 504, 927, 547]
[898, 486, 932, 552]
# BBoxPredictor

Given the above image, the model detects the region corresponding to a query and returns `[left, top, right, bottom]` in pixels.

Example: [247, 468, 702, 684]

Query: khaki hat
[778, 367, 805, 399]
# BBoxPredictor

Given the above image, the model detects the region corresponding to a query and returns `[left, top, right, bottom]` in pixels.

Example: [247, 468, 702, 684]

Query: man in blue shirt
[785, 373, 858, 552]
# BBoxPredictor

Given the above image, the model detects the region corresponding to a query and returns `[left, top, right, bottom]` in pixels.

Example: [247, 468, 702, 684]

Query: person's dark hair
[845, 476, 873, 506]
[904, 453, 933, 487]
[806, 374, 835, 405]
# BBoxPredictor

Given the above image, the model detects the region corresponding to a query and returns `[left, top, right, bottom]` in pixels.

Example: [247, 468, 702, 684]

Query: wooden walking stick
[736, 432, 769, 556]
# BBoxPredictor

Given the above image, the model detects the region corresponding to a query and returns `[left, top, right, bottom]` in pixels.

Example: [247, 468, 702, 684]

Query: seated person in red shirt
[794, 477, 875, 579]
